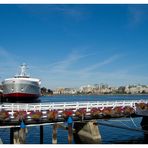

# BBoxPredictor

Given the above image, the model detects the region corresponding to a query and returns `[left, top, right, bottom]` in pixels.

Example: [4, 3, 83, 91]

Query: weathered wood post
[67, 116, 73, 144]
[18, 128, 27, 144]
[13, 120, 27, 144]
[13, 128, 27, 144]
[52, 124, 58, 144]
[13, 127, 20, 144]
[40, 125, 44, 144]
[0, 138, 3, 144]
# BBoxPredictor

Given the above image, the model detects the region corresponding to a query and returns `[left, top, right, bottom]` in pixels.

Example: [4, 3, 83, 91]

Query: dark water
[0, 95, 148, 144]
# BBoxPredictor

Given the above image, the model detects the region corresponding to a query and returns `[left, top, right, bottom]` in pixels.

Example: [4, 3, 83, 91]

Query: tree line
[40, 87, 53, 96]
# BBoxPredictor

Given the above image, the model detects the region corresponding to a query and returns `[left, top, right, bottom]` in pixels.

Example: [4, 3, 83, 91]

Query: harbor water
[0, 95, 148, 144]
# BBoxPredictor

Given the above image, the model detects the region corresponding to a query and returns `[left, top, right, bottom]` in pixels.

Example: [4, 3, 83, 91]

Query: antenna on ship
[15, 63, 29, 78]
[20, 63, 27, 76]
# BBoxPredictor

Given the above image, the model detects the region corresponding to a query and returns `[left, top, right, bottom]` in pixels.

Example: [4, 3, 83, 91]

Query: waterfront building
[51, 84, 148, 95]
[79, 85, 95, 94]
[53, 87, 78, 95]
[125, 84, 148, 94]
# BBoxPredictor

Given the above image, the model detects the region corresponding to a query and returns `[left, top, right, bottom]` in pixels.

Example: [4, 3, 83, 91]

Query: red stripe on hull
[4, 93, 39, 99]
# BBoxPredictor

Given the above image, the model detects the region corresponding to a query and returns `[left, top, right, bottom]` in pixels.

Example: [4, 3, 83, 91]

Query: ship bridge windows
[31, 82, 38, 86]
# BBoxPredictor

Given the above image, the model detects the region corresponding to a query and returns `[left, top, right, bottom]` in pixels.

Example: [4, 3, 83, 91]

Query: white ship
[2, 64, 41, 99]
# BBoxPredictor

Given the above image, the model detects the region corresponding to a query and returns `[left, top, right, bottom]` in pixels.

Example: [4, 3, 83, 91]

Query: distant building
[52, 84, 148, 95]
[53, 88, 65, 95]
[79, 85, 95, 94]
[53, 87, 78, 95]
[125, 84, 148, 94]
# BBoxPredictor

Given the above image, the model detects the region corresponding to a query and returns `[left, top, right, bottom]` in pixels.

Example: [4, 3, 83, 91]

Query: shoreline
[41, 93, 148, 97]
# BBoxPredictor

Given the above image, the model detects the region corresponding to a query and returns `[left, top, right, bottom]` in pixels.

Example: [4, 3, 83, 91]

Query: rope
[119, 121, 131, 128]
[130, 116, 138, 128]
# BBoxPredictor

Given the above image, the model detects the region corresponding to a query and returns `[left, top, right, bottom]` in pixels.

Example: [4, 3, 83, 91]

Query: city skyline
[0, 4, 148, 89]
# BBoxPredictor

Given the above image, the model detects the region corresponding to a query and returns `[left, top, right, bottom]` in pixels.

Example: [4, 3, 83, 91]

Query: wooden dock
[0, 99, 148, 144]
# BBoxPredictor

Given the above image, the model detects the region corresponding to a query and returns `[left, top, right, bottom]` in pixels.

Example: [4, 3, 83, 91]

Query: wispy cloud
[46, 51, 95, 72]
[81, 54, 122, 73]
[37, 52, 124, 88]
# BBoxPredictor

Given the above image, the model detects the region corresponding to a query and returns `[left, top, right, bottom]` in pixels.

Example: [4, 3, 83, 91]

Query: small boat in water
[2, 63, 41, 100]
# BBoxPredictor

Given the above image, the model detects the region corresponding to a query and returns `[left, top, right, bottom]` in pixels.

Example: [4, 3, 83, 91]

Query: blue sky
[0, 4, 148, 89]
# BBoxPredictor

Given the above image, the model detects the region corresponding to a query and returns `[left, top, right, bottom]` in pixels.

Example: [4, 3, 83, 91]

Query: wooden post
[40, 125, 44, 144]
[13, 127, 20, 144]
[0, 138, 3, 144]
[13, 127, 27, 144]
[67, 116, 73, 144]
[68, 123, 73, 144]
[11, 122, 27, 144]
[52, 124, 57, 144]
[14, 120, 27, 144]
[18, 128, 27, 144]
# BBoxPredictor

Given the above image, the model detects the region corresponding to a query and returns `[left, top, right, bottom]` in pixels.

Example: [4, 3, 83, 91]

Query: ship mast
[15, 63, 29, 78]
[20, 63, 27, 77]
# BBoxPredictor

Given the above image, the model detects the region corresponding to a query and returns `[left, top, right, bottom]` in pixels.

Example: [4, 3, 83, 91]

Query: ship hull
[2, 78, 40, 100]
[4, 93, 39, 99]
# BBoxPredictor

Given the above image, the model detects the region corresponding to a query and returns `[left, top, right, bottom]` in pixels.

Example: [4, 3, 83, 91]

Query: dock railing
[0, 99, 148, 113]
